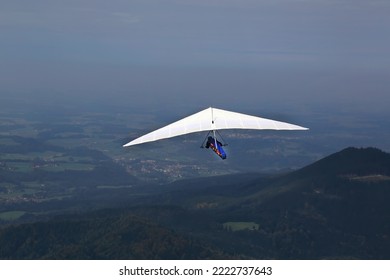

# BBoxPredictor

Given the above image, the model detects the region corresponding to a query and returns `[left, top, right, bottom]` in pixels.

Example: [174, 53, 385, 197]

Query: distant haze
[1, 0, 389, 114]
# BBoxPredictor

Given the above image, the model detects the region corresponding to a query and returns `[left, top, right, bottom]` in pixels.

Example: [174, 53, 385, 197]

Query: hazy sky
[1, 0, 389, 113]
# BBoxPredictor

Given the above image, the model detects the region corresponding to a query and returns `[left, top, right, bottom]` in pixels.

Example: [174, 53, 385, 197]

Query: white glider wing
[123, 107, 308, 147]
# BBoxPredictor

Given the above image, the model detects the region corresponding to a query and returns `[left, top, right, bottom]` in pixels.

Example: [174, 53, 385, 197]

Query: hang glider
[123, 107, 308, 159]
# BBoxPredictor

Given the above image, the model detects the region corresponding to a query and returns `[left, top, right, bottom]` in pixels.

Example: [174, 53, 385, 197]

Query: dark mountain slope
[293, 147, 390, 178]
[226, 147, 390, 211]
[209, 147, 390, 259]
[0, 210, 229, 260]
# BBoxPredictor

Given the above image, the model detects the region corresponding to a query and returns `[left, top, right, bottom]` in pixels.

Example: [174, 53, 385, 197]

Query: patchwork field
[223, 222, 260, 232]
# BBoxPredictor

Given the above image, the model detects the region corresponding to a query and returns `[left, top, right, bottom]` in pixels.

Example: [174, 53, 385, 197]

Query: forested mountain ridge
[208, 147, 390, 259]
[0, 210, 230, 259]
[0, 147, 389, 259]
[293, 147, 390, 178]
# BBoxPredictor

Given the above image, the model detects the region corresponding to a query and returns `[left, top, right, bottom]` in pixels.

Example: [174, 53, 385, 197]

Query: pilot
[206, 136, 222, 148]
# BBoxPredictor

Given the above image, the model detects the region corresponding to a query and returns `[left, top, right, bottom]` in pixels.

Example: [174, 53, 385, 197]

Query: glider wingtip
[296, 125, 309, 130]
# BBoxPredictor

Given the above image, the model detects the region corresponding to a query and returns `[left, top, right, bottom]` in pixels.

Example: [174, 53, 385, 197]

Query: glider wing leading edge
[123, 107, 308, 148]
